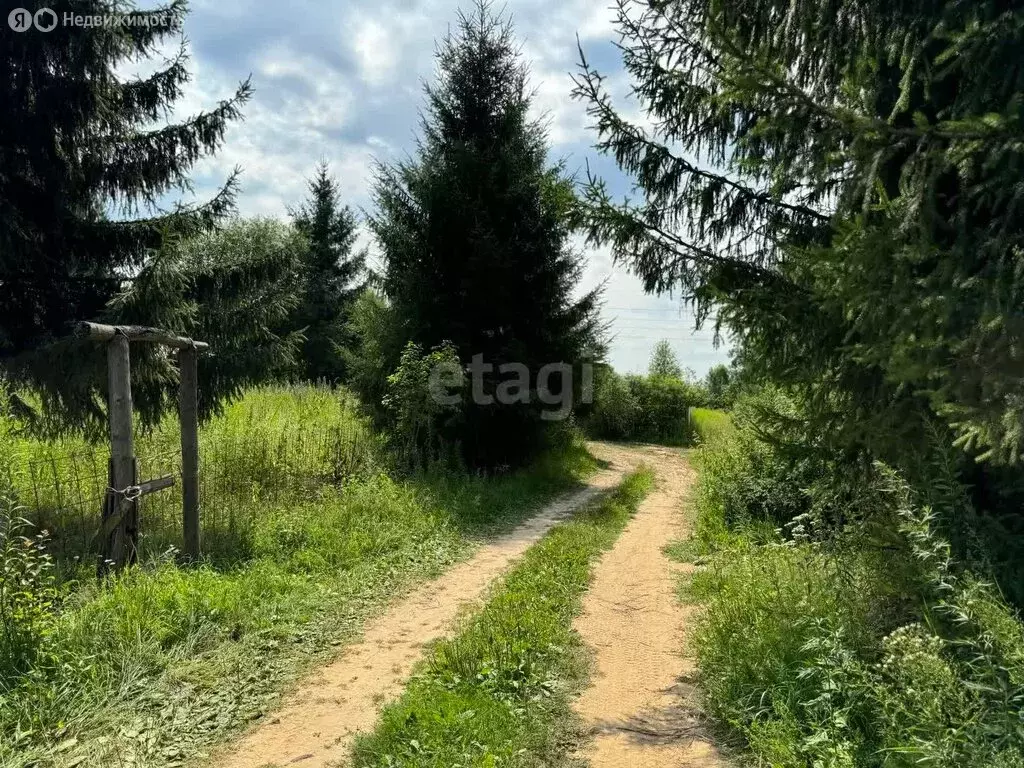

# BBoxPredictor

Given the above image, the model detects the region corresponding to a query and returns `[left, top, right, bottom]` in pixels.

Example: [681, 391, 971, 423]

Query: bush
[383, 341, 465, 467]
[587, 368, 704, 445]
[693, 510, 1024, 767]
[343, 289, 406, 421]
[0, 504, 58, 684]
[689, 396, 1024, 768]
[692, 391, 826, 549]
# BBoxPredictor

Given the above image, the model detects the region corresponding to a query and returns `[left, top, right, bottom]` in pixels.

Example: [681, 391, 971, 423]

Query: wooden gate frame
[76, 322, 208, 571]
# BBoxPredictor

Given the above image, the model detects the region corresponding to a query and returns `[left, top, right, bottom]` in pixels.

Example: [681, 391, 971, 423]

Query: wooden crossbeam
[137, 475, 175, 496]
[76, 321, 209, 351]
[77, 319, 207, 570]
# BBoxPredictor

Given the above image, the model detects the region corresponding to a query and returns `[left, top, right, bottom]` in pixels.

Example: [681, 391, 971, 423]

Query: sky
[156, 0, 733, 376]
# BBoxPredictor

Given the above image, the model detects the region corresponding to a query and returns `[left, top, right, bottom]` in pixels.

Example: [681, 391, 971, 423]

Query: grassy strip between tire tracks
[351, 466, 655, 768]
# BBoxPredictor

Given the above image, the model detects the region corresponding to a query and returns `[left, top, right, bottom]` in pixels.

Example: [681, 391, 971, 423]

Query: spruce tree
[0, 0, 252, 428]
[372, 1, 603, 466]
[290, 162, 365, 383]
[573, 0, 1024, 468]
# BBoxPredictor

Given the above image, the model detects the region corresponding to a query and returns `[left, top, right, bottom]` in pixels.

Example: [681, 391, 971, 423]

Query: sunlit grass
[0, 386, 603, 768]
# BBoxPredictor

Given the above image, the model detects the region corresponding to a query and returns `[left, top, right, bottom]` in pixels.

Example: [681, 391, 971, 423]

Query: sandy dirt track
[211, 442, 645, 768]
[573, 445, 727, 767]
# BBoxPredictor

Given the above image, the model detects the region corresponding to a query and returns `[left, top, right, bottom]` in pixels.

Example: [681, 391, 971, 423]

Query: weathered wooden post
[178, 345, 200, 560]
[76, 322, 208, 571]
[103, 331, 137, 571]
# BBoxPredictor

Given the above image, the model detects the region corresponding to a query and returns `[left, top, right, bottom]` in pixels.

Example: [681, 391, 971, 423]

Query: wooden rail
[78, 320, 208, 570]
[76, 321, 210, 351]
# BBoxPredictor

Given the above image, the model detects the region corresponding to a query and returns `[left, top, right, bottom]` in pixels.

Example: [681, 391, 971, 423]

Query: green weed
[689, 408, 732, 445]
[3, 384, 379, 568]
[687, 400, 1024, 768]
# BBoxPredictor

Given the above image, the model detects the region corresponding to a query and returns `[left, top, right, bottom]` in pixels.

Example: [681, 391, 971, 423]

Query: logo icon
[33, 7, 57, 31]
[7, 8, 32, 31]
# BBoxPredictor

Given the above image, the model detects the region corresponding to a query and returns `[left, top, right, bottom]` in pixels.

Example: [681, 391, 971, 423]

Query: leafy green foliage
[351, 469, 653, 768]
[692, 391, 830, 548]
[686, 400, 1024, 767]
[112, 218, 308, 424]
[290, 161, 367, 383]
[0, 508, 58, 684]
[343, 289, 408, 422]
[703, 365, 737, 410]
[383, 342, 465, 465]
[573, 0, 1024, 476]
[587, 366, 703, 445]
[1, 0, 251, 428]
[7, 214, 308, 438]
[648, 340, 682, 379]
[372, 1, 603, 467]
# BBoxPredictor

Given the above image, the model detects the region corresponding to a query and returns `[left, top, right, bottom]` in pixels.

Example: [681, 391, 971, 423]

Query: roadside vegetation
[1, 385, 377, 566]
[689, 408, 733, 446]
[585, 341, 714, 446]
[0, 384, 600, 768]
[682, 400, 1024, 767]
[574, 0, 1024, 764]
[352, 468, 654, 768]
[7, 0, 1024, 764]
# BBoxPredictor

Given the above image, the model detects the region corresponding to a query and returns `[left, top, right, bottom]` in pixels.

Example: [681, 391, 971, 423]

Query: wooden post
[74, 320, 207, 571]
[102, 332, 136, 572]
[178, 345, 200, 560]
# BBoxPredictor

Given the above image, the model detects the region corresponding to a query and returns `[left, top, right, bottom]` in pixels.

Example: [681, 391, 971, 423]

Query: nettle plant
[0, 503, 58, 681]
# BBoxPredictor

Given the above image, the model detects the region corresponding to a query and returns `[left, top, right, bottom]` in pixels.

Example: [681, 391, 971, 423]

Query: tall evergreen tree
[0, 0, 252, 428]
[573, 0, 1024, 467]
[290, 162, 365, 383]
[372, 1, 604, 466]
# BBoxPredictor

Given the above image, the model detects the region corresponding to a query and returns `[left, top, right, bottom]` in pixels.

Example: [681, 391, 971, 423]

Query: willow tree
[574, 0, 1024, 470]
[0, 1, 262, 430]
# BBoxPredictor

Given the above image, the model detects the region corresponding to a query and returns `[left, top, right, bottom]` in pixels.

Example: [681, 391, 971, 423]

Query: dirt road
[573, 445, 726, 767]
[211, 442, 645, 768]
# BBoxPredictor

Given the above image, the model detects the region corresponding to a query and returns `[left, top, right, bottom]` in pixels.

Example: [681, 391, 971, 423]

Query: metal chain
[107, 485, 142, 502]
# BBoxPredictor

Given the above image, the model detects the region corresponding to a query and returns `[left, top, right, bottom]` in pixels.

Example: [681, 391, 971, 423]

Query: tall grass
[689, 408, 732, 445]
[686, 396, 1024, 768]
[0, 386, 602, 768]
[2, 384, 378, 567]
[352, 469, 654, 768]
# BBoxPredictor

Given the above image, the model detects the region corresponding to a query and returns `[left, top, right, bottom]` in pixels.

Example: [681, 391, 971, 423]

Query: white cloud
[150, 0, 730, 372]
[351, 15, 401, 86]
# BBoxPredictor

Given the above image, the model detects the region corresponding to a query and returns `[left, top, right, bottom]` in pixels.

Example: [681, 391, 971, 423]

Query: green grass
[350, 468, 654, 768]
[682, 397, 1024, 768]
[2, 384, 379, 568]
[0, 387, 603, 768]
[689, 408, 733, 446]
